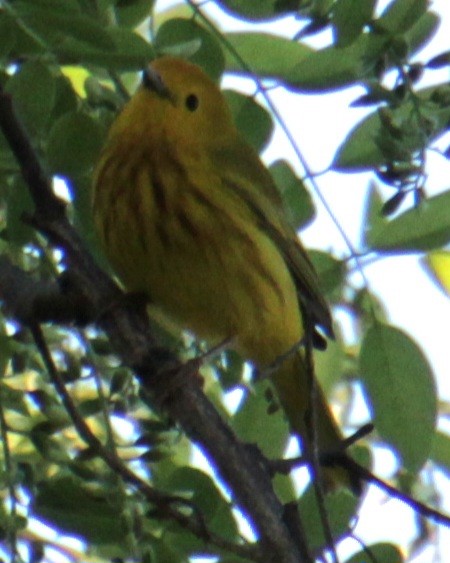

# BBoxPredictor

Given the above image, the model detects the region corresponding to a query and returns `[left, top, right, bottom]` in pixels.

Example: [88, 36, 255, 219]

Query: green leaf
[109, 368, 132, 396]
[0, 381, 29, 416]
[360, 323, 437, 472]
[155, 18, 224, 81]
[361, 183, 386, 247]
[430, 431, 450, 475]
[71, 175, 99, 250]
[333, 110, 383, 170]
[30, 430, 71, 463]
[16, 0, 81, 12]
[299, 487, 359, 551]
[366, 190, 450, 252]
[217, 0, 302, 21]
[0, 106, 17, 169]
[288, 33, 386, 92]
[115, 0, 156, 28]
[232, 379, 290, 459]
[6, 177, 35, 245]
[146, 538, 186, 563]
[314, 338, 346, 393]
[405, 11, 440, 56]
[55, 27, 154, 71]
[162, 467, 239, 541]
[269, 160, 315, 230]
[214, 349, 245, 391]
[225, 90, 273, 153]
[309, 250, 345, 301]
[225, 32, 313, 79]
[34, 476, 128, 545]
[345, 543, 404, 563]
[46, 111, 104, 177]
[6, 61, 56, 135]
[77, 399, 103, 418]
[332, 0, 375, 47]
[334, 88, 450, 170]
[84, 75, 124, 110]
[50, 75, 78, 123]
[0, 12, 17, 57]
[15, 4, 116, 51]
[377, 0, 428, 34]
[0, 335, 13, 379]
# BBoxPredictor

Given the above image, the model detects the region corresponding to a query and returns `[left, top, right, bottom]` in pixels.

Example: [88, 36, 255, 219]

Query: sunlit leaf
[61, 65, 91, 98]
[422, 250, 450, 297]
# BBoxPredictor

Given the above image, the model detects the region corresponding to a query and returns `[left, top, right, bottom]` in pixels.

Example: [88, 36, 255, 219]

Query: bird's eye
[185, 94, 199, 111]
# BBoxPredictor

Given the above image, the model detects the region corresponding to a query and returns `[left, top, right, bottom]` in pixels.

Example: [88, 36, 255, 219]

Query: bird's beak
[142, 65, 173, 101]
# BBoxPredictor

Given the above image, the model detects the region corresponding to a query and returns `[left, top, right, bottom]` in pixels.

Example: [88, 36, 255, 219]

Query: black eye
[185, 94, 199, 111]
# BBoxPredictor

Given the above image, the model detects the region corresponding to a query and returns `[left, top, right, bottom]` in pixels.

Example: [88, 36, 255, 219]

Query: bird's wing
[211, 138, 333, 338]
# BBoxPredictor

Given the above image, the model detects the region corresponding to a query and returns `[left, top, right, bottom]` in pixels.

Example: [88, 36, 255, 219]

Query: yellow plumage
[93, 56, 354, 490]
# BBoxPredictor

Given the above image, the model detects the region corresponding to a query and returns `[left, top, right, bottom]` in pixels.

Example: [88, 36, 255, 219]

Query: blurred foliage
[0, 0, 449, 561]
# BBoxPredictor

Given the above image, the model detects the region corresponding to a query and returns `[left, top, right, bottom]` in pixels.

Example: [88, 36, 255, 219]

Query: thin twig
[348, 458, 450, 529]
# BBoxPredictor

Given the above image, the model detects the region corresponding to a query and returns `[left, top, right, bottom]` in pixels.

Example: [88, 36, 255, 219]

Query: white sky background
[159, 1, 450, 561]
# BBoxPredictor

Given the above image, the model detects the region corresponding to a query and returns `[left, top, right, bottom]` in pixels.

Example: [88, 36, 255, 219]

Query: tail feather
[272, 351, 360, 493]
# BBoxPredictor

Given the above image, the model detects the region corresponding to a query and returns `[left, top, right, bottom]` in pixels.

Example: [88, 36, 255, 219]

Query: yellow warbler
[93, 56, 355, 490]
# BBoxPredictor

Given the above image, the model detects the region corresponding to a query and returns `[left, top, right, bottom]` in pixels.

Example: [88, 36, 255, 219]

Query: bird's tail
[272, 350, 360, 493]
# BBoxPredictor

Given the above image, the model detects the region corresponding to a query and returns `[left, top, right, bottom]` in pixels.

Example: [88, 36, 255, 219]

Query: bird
[92, 55, 357, 492]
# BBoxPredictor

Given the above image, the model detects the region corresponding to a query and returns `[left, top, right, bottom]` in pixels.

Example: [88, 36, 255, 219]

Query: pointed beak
[142, 65, 173, 101]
